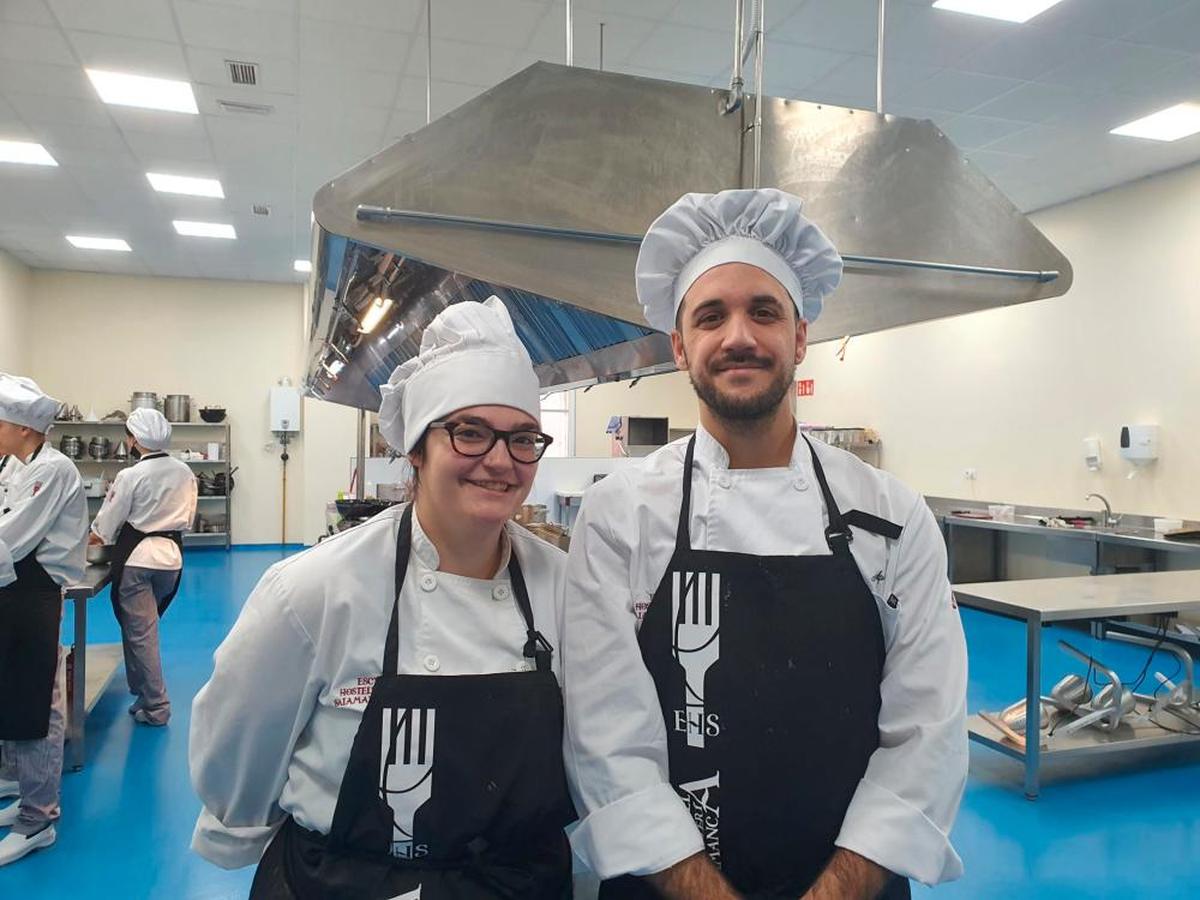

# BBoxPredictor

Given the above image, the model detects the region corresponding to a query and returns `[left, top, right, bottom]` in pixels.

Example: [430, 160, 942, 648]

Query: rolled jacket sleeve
[835, 497, 968, 885]
[90, 471, 132, 545]
[189, 568, 321, 869]
[561, 481, 702, 879]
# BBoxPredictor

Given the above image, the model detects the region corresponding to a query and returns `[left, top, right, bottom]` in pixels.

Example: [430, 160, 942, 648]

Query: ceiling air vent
[226, 59, 258, 85]
[216, 98, 274, 115]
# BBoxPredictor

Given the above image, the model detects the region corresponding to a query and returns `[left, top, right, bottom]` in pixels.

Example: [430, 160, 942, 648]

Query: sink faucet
[1086, 493, 1122, 528]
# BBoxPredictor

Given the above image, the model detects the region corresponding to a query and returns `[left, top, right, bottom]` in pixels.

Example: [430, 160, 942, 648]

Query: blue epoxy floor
[2, 548, 1198, 898]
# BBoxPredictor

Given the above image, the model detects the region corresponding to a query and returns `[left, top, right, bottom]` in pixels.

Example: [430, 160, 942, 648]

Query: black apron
[0, 447, 64, 741]
[250, 504, 575, 900]
[107, 453, 184, 622]
[601, 435, 910, 900]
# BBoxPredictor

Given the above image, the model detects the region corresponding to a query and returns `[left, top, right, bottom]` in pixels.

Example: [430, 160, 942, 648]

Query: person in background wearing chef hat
[562, 189, 968, 899]
[89, 408, 198, 727]
[189, 297, 576, 899]
[0, 374, 87, 866]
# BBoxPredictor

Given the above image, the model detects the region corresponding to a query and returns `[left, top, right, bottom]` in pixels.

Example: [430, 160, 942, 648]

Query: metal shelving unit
[56, 420, 233, 549]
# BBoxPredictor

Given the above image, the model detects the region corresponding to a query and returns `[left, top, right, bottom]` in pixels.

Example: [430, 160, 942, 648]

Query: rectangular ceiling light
[1111, 103, 1200, 142]
[932, 1, 1066, 23]
[0, 139, 58, 166]
[86, 69, 198, 114]
[359, 296, 394, 334]
[293, 259, 312, 273]
[66, 235, 131, 252]
[147, 172, 224, 198]
[173, 220, 236, 239]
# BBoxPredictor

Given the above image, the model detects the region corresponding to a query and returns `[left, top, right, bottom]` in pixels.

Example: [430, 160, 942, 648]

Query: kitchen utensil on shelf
[113, 441, 129, 462]
[129, 392, 158, 412]
[87, 436, 111, 460]
[59, 435, 83, 460]
[199, 406, 227, 423]
[164, 394, 191, 423]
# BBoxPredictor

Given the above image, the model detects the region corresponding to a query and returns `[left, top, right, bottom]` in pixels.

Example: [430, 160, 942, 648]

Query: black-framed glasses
[429, 420, 553, 464]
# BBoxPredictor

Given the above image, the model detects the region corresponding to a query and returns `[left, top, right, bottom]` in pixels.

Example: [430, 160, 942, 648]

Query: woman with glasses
[189, 298, 575, 899]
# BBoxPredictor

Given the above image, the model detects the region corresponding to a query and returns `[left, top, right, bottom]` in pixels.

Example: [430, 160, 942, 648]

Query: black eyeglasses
[428, 420, 553, 464]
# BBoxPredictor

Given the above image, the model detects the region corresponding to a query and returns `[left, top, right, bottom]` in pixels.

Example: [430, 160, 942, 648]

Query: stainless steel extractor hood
[305, 62, 1072, 411]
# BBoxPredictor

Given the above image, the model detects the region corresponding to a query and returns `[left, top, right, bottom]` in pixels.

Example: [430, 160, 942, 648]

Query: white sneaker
[0, 779, 17, 800]
[0, 825, 56, 866]
[0, 801, 19, 828]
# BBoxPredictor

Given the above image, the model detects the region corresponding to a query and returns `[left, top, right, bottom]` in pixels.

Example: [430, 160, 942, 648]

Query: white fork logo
[672, 571, 720, 748]
[380, 707, 435, 858]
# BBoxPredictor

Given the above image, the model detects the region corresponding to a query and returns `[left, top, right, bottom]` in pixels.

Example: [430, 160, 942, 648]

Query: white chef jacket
[563, 424, 968, 886]
[91, 454, 198, 569]
[0, 454, 22, 507]
[189, 503, 568, 870]
[0, 443, 88, 589]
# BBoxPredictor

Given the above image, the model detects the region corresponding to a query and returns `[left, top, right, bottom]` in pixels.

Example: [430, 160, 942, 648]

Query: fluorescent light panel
[173, 220, 236, 239]
[147, 172, 223, 198]
[359, 296, 394, 334]
[86, 69, 198, 114]
[293, 259, 312, 273]
[66, 235, 131, 252]
[1111, 103, 1200, 142]
[932, 0, 1066, 23]
[0, 139, 57, 166]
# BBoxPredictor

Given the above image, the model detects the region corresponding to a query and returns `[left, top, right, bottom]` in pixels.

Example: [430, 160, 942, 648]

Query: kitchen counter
[63, 564, 121, 771]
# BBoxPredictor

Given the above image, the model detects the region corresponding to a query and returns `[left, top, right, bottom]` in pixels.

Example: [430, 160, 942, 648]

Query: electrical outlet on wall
[963, 468, 977, 480]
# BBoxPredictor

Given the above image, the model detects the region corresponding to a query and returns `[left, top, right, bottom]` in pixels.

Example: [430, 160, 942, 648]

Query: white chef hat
[0, 373, 60, 433]
[126, 407, 172, 452]
[378, 297, 542, 454]
[635, 188, 843, 333]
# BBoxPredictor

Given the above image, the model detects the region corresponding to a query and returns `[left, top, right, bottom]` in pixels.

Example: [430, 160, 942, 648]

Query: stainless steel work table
[63, 564, 121, 771]
[954, 570, 1200, 799]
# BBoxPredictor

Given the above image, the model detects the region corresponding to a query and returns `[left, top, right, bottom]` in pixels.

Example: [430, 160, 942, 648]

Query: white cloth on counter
[562, 424, 968, 885]
[189, 503, 567, 870]
[91, 454, 198, 569]
[0, 374, 59, 434]
[0, 444, 87, 589]
[377, 296, 543, 453]
[634, 188, 843, 333]
[125, 408, 172, 452]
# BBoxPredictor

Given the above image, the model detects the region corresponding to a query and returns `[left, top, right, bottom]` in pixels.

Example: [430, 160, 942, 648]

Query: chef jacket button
[793, 477, 809, 492]
[423, 654, 441, 672]
[420, 573, 437, 592]
[492, 584, 511, 601]
[717, 474, 732, 489]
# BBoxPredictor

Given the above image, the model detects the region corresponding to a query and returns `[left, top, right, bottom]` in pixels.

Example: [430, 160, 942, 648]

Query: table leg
[68, 595, 86, 771]
[1024, 614, 1042, 800]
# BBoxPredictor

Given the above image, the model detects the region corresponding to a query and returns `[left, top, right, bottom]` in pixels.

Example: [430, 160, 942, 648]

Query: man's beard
[687, 351, 795, 422]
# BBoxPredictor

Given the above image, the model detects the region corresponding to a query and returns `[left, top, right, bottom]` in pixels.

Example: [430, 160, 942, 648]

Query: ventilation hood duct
[305, 62, 1071, 411]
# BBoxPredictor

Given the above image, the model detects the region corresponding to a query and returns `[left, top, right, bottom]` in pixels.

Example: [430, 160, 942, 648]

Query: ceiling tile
[1, 0, 55, 26]
[1037, 39, 1192, 95]
[47, 0, 178, 43]
[0, 59, 92, 98]
[298, 0, 421, 31]
[66, 30, 190, 78]
[0, 22, 77, 65]
[298, 65, 400, 108]
[948, 31, 1110, 82]
[404, 38, 517, 86]
[885, 2, 1010, 68]
[635, 23, 746, 81]
[299, 19, 412, 73]
[1124, 4, 1200, 54]
[772, 0, 882, 57]
[5, 92, 112, 128]
[764, 42, 850, 97]
[1035, 0, 1195, 41]
[175, 0, 298, 55]
[120, 128, 215, 167]
[894, 69, 1025, 114]
[970, 80, 1085, 123]
[803, 54, 940, 109]
[939, 113, 1033, 149]
[108, 105, 209, 137]
[431, 0, 548, 50]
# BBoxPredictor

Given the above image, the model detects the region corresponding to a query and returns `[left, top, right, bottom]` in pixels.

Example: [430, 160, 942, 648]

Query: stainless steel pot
[59, 434, 83, 460]
[87, 436, 111, 460]
[130, 391, 158, 412]
[164, 394, 190, 423]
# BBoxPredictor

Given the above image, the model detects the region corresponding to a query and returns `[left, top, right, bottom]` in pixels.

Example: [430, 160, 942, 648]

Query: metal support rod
[425, 0, 432, 125]
[599, 22, 605, 71]
[722, 0, 746, 114]
[876, 0, 886, 114]
[355, 205, 1062, 282]
[356, 408, 367, 501]
[565, 0, 573, 66]
[1024, 615, 1042, 800]
[751, 0, 765, 188]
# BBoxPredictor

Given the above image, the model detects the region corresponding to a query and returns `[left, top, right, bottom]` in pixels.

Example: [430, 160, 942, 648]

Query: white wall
[572, 159, 1200, 521]
[26, 270, 356, 545]
[0, 249, 31, 372]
